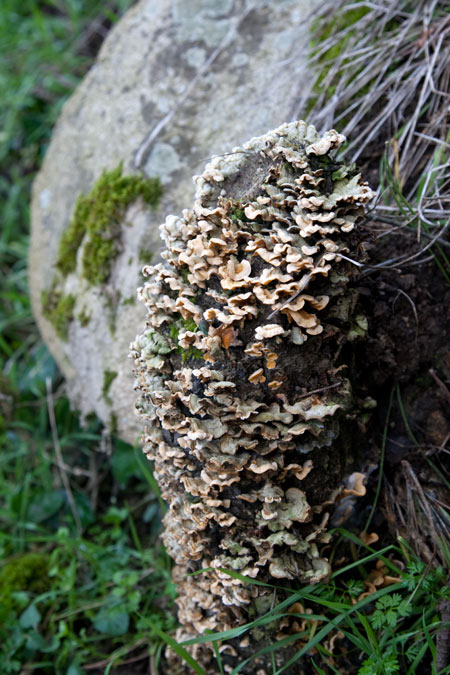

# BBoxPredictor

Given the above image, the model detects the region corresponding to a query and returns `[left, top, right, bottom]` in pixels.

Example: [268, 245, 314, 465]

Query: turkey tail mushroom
[130, 121, 375, 671]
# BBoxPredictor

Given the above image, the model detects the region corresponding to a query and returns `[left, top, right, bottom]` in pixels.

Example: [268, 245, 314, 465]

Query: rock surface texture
[131, 120, 374, 671]
[30, 0, 319, 442]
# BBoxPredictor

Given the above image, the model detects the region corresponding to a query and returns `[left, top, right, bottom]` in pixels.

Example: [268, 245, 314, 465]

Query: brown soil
[357, 225, 450, 551]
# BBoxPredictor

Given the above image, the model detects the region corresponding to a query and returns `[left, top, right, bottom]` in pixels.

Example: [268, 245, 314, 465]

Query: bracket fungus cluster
[131, 121, 374, 666]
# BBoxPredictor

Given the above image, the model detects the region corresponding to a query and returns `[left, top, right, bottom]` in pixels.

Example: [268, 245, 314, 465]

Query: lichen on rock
[131, 120, 374, 665]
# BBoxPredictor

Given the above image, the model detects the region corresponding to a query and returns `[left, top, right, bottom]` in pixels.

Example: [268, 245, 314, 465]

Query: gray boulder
[30, 0, 318, 444]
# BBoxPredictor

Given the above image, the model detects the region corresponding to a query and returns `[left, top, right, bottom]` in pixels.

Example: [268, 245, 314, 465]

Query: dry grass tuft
[304, 0, 450, 278]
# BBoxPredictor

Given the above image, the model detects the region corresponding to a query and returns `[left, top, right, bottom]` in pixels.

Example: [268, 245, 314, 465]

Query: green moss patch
[41, 286, 76, 340]
[102, 369, 118, 406]
[56, 164, 162, 286]
[44, 165, 162, 341]
[77, 306, 92, 326]
[179, 267, 190, 284]
[138, 248, 154, 265]
[230, 206, 245, 223]
[167, 315, 203, 363]
[0, 552, 51, 617]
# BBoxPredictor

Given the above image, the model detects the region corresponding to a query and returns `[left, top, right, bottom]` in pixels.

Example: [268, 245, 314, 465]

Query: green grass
[164, 533, 450, 674]
[1, 1, 450, 673]
[376, 145, 450, 284]
[0, 2, 178, 672]
[1, 361, 177, 674]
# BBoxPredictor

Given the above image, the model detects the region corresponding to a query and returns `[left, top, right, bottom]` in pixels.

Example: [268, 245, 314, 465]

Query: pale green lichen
[136, 326, 203, 368]
[348, 314, 369, 341]
[56, 163, 162, 285]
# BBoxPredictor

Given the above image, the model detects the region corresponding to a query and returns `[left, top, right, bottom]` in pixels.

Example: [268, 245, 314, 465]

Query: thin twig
[266, 273, 312, 320]
[429, 368, 450, 405]
[84, 639, 148, 670]
[388, 284, 419, 330]
[46, 377, 82, 534]
[297, 381, 343, 400]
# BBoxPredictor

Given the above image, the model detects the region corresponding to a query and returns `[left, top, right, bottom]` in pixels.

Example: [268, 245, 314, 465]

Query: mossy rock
[41, 164, 162, 343]
[29, 0, 320, 443]
[56, 164, 162, 284]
